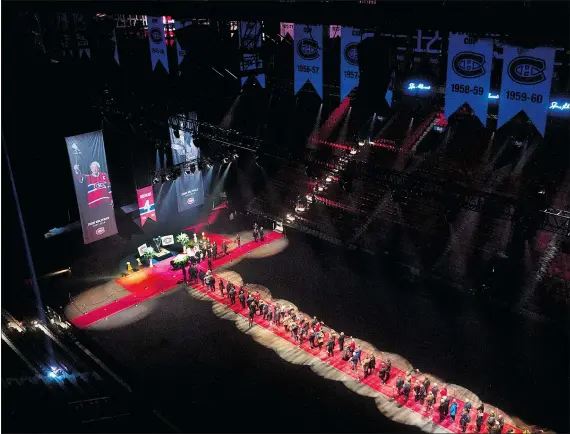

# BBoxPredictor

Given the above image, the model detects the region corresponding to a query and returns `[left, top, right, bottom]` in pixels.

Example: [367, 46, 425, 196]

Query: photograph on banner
[294, 24, 323, 98]
[175, 171, 205, 213]
[497, 45, 556, 136]
[137, 185, 157, 226]
[137, 244, 148, 257]
[444, 33, 493, 124]
[169, 112, 200, 165]
[340, 27, 362, 101]
[161, 235, 175, 246]
[65, 131, 118, 244]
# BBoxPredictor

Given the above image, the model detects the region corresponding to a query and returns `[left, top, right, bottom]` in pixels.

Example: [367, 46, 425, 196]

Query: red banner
[137, 185, 157, 226]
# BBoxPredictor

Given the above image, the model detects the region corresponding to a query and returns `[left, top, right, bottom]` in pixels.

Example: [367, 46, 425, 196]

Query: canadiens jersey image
[85, 172, 112, 208]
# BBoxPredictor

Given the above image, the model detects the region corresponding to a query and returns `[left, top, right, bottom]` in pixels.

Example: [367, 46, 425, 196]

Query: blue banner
[385, 71, 395, 108]
[175, 171, 205, 213]
[444, 33, 493, 124]
[340, 27, 361, 101]
[174, 20, 191, 66]
[147, 16, 169, 73]
[294, 24, 323, 98]
[498, 45, 556, 136]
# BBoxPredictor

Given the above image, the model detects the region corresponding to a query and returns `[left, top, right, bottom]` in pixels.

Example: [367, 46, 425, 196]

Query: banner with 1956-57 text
[147, 16, 169, 73]
[294, 24, 323, 99]
[497, 45, 555, 136]
[137, 185, 157, 226]
[444, 33, 493, 125]
[65, 131, 118, 244]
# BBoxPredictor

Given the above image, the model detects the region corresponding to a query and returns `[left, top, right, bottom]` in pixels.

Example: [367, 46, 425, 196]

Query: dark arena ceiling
[6, 1, 569, 47]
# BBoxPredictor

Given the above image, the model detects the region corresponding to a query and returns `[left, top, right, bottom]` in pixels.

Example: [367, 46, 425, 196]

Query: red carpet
[70, 231, 283, 328]
[183, 276, 524, 434]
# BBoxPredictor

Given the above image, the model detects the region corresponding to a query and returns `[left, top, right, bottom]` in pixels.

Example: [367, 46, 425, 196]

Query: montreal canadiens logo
[452, 52, 486, 78]
[508, 56, 546, 85]
[297, 38, 319, 61]
[187, 197, 195, 205]
[344, 43, 358, 66]
[96, 227, 105, 235]
[150, 28, 163, 44]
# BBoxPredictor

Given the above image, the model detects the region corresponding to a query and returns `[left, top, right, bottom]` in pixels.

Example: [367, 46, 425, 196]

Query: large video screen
[65, 131, 118, 244]
[176, 171, 205, 212]
[169, 112, 200, 165]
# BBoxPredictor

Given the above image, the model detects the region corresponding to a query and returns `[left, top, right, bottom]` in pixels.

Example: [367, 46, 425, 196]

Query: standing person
[369, 354, 376, 375]
[253, 229, 258, 242]
[431, 383, 439, 403]
[263, 302, 269, 320]
[449, 399, 458, 421]
[259, 226, 264, 241]
[229, 285, 236, 304]
[236, 234, 241, 248]
[248, 302, 256, 328]
[238, 290, 246, 309]
[362, 356, 371, 377]
[486, 411, 496, 431]
[464, 399, 472, 414]
[402, 380, 411, 402]
[222, 241, 228, 256]
[213, 242, 218, 260]
[338, 332, 345, 351]
[273, 304, 281, 325]
[395, 376, 404, 395]
[414, 380, 422, 402]
[475, 409, 484, 432]
[326, 335, 335, 357]
[439, 397, 449, 421]
[425, 391, 435, 412]
[460, 409, 470, 433]
[316, 330, 325, 350]
[350, 351, 359, 372]
[423, 377, 430, 394]
[218, 279, 225, 296]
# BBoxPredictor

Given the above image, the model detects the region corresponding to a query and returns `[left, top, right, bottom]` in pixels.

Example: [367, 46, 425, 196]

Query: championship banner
[444, 33, 493, 124]
[72, 12, 90, 59]
[280, 22, 294, 39]
[161, 235, 174, 246]
[239, 21, 265, 88]
[169, 112, 200, 165]
[137, 186, 157, 226]
[497, 45, 556, 136]
[340, 27, 361, 101]
[65, 131, 118, 244]
[294, 24, 323, 98]
[175, 171, 205, 213]
[147, 16, 169, 73]
[111, 29, 120, 65]
[174, 20, 191, 66]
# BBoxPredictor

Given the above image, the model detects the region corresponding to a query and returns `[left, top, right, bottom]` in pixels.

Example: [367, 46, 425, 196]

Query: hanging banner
[169, 112, 200, 165]
[65, 131, 118, 244]
[497, 45, 555, 136]
[294, 24, 323, 98]
[280, 22, 294, 39]
[111, 29, 120, 65]
[239, 22, 265, 88]
[444, 33, 493, 124]
[174, 20, 191, 66]
[55, 12, 72, 58]
[137, 186, 157, 226]
[340, 27, 361, 100]
[72, 12, 90, 59]
[176, 171, 205, 213]
[385, 71, 395, 108]
[147, 16, 169, 73]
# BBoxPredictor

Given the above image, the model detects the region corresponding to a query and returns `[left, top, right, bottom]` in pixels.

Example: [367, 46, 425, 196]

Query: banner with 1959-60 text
[294, 24, 323, 98]
[147, 16, 169, 73]
[497, 45, 555, 136]
[444, 33, 493, 125]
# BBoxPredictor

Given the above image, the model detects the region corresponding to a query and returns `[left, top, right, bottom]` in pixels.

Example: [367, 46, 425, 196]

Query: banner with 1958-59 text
[444, 33, 493, 125]
[65, 131, 118, 244]
[294, 24, 323, 99]
[497, 45, 555, 136]
[147, 16, 169, 73]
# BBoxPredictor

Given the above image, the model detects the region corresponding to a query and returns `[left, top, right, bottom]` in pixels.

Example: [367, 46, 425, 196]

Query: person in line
[199, 269, 206, 286]
[439, 396, 449, 421]
[222, 241, 228, 256]
[238, 289, 246, 309]
[422, 376, 430, 394]
[316, 330, 325, 351]
[402, 380, 411, 402]
[259, 226, 264, 241]
[368, 354, 376, 376]
[362, 356, 371, 378]
[248, 302, 256, 328]
[459, 409, 470, 433]
[497, 414, 505, 432]
[229, 285, 236, 305]
[486, 410, 496, 431]
[236, 234, 241, 248]
[253, 229, 259, 242]
[212, 242, 218, 260]
[273, 304, 281, 325]
[449, 398, 458, 421]
[425, 391, 434, 412]
[350, 351, 359, 372]
[395, 375, 404, 395]
[431, 383, 439, 403]
[218, 279, 225, 296]
[263, 302, 270, 320]
[475, 409, 484, 432]
[464, 399, 472, 414]
[326, 335, 335, 357]
[414, 380, 422, 402]
[338, 332, 345, 351]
